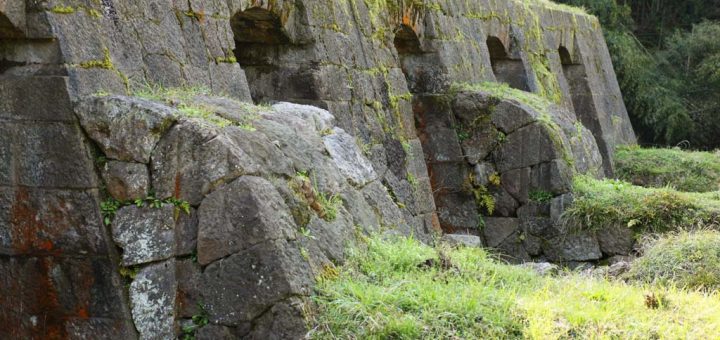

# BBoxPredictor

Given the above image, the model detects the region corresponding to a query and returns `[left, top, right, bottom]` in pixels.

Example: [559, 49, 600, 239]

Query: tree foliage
[558, 0, 720, 149]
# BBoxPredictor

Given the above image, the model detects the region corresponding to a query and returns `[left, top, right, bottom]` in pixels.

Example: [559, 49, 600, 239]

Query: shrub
[615, 145, 720, 192]
[627, 230, 720, 290]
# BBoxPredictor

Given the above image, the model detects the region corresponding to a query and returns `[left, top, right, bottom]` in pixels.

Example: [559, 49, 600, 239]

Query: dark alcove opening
[231, 8, 316, 103]
[559, 46, 612, 175]
[487, 36, 530, 91]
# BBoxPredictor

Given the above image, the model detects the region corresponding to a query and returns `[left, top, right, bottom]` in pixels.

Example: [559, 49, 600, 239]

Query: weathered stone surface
[497, 123, 560, 172]
[484, 218, 520, 248]
[75, 96, 176, 163]
[246, 297, 308, 340]
[520, 262, 560, 276]
[491, 100, 538, 134]
[323, 127, 377, 187]
[544, 232, 602, 262]
[0, 187, 106, 256]
[0, 256, 133, 339]
[596, 223, 635, 256]
[130, 260, 176, 340]
[112, 205, 175, 266]
[442, 234, 483, 248]
[271, 102, 336, 132]
[175, 207, 198, 257]
[152, 119, 259, 205]
[176, 259, 202, 319]
[200, 240, 312, 326]
[196, 325, 238, 340]
[100, 161, 149, 201]
[197, 176, 295, 265]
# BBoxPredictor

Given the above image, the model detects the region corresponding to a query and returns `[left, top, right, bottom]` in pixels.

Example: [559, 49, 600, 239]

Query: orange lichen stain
[76, 307, 90, 320]
[10, 187, 44, 254]
[174, 172, 183, 199]
[31, 258, 67, 340]
[39, 240, 54, 251]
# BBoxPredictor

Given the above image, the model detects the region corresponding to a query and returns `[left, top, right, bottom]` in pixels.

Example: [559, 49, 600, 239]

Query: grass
[132, 84, 262, 130]
[627, 230, 720, 291]
[311, 235, 720, 339]
[564, 176, 720, 234]
[615, 145, 720, 192]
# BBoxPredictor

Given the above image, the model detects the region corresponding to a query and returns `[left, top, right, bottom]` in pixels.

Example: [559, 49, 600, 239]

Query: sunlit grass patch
[311, 235, 720, 339]
[615, 145, 720, 192]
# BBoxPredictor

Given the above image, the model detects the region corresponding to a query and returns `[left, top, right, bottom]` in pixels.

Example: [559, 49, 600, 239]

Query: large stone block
[10, 121, 97, 188]
[0, 187, 105, 256]
[323, 127, 377, 187]
[197, 176, 295, 265]
[0, 256, 133, 339]
[0, 76, 73, 121]
[76, 96, 176, 164]
[100, 161, 149, 201]
[152, 119, 259, 205]
[496, 123, 560, 172]
[543, 232, 602, 262]
[200, 240, 312, 327]
[484, 217, 520, 248]
[130, 260, 177, 340]
[112, 205, 175, 266]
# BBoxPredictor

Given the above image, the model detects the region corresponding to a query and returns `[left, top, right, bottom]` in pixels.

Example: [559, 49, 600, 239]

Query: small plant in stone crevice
[464, 173, 497, 217]
[181, 303, 211, 340]
[529, 190, 554, 203]
[100, 194, 191, 226]
[132, 84, 262, 130]
[291, 171, 343, 222]
[118, 265, 140, 280]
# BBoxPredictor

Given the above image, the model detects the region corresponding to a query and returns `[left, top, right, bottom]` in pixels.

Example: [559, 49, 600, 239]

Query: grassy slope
[615, 145, 720, 192]
[311, 236, 720, 339]
[565, 175, 720, 234]
[628, 230, 720, 291]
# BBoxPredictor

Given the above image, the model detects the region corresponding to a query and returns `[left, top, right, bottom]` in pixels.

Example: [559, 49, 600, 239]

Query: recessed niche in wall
[486, 36, 530, 91]
[231, 7, 316, 103]
[560, 45, 611, 174]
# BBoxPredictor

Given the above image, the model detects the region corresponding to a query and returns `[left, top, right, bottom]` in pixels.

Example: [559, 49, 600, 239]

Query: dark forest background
[558, 0, 720, 149]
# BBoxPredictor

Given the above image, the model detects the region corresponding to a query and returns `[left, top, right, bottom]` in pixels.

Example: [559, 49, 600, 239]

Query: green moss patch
[311, 235, 720, 339]
[615, 145, 720, 192]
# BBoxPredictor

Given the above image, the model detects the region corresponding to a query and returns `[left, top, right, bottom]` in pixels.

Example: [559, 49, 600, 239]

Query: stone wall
[0, 0, 635, 338]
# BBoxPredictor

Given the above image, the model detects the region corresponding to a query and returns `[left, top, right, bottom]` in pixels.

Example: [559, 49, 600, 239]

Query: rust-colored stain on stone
[174, 172, 183, 199]
[10, 187, 62, 256]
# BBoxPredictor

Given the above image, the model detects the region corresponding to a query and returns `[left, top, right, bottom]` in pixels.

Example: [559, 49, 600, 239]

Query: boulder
[112, 205, 175, 266]
[129, 260, 176, 340]
[100, 161, 149, 201]
[596, 223, 635, 256]
[323, 127, 377, 187]
[151, 119, 259, 205]
[484, 218, 520, 248]
[543, 232, 602, 262]
[441, 234, 483, 248]
[75, 96, 176, 163]
[521, 262, 560, 276]
[196, 176, 295, 265]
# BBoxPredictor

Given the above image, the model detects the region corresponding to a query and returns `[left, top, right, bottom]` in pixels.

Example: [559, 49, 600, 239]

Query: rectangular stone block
[0, 76, 73, 122]
[0, 187, 106, 256]
[11, 121, 97, 189]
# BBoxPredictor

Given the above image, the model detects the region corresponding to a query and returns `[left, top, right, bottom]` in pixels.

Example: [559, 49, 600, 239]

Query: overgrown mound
[627, 230, 720, 291]
[311, 236, 720, 339]
[615, 145, 720, 192]
[565, 176, 720, 233]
